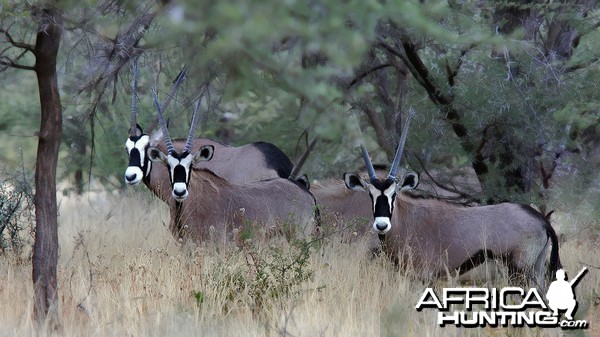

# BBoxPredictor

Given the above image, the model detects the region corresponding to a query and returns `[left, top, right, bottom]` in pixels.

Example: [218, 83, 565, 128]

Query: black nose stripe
[173, 165, 188, 184]
[128, 148, 141, 167]
[374, 194, 392, 218]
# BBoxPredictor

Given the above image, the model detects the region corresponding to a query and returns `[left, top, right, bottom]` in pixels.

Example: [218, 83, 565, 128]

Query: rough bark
[31, 7, 63, 331]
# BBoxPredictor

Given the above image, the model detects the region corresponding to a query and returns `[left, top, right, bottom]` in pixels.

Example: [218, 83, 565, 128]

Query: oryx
[146, 89, 318, 242]
[124, 61, 296, 189]
[311, 166, 394, 237]
[343, 110, 561, 287]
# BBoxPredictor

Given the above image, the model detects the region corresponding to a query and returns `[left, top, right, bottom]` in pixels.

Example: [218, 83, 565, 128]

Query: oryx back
[173, 169, 317, 242]
[146, 89, 318, 243]
[345, 108, 560, 287]
[383, 194, 559, 283]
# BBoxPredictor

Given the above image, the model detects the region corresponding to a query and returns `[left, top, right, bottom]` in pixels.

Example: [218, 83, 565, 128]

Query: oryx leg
[510, 233, 549, 288]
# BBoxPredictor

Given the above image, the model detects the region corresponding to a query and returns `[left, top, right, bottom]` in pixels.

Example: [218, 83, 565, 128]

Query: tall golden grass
[0, 190, 598, 337]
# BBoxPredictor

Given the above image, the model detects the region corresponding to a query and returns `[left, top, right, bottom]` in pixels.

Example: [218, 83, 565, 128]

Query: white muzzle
[172, 182, 189, 201]
[124, 166, 143, 185]
[373, 217, 391, 234]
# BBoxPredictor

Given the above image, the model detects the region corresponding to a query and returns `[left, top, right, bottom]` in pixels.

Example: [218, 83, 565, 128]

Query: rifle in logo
[546, 267, 588, 321]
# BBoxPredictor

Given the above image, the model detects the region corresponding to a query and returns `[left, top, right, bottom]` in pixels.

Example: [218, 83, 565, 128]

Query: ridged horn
[146, 66, 188, 134]
[151, 87, 174, 154]
[360, 144, 378, 182]
[183, 95, 202, 154]
[129, 57, 139, 137]
[388, 107, 416, 180]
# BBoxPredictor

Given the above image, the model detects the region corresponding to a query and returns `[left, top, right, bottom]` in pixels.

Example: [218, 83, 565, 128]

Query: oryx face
[124, 125, 151, 185]
[344, 172, 419, 234]
[148, 145, 214, 201]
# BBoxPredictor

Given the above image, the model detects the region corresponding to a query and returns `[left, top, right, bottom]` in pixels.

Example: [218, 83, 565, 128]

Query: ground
[0, 190, 598, 336]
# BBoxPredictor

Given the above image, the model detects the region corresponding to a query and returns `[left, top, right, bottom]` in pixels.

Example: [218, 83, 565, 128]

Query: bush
[0, 169, 35, 256]
[196, 227, 321, 317]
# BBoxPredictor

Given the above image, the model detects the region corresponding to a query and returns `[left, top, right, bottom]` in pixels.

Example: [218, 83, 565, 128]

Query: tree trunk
[74, 125, 87, 195]
[31, 7, 63, 331]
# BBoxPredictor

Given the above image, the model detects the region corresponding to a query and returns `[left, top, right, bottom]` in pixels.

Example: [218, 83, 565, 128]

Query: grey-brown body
[380, 193, 560, 286]
[142, 141, 314, 242]
[168, 167, 317, 242]
[311, 178, 372, 235]
[316, 169, 560, 286]
[312, 167, 472, 230]
[191, 138, 293, 184]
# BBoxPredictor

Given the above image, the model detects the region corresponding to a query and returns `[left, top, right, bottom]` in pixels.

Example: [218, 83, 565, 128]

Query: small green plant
[245, 235, 316, 312]
[199, 225, 322, 317]
[192, 290, 205, 308]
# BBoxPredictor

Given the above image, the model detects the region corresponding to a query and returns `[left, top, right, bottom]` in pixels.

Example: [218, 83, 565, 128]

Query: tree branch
[0, 28, 35, 52]
[0, 56, 35, 71]
[77, 8, 157, 94]
[445, 45, 474, 87]
[346, 63, 394, 91]
[357, 104, 395, 155]
[411, 152, 480, 204]
[379, 38, 489, 177]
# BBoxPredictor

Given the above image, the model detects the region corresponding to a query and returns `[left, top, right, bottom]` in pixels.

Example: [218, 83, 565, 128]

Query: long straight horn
[151, 87, 174, 154]
[360, 144, 378, 182]
[183, 95, 202, 154]
[129, 57, 139, 136]
[388, 107, 416, 180]
[146, 66, 188, 134]
[161, 66, 188, 112]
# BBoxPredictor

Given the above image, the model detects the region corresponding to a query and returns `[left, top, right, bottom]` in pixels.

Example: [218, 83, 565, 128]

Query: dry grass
[0, 190, 599, 337]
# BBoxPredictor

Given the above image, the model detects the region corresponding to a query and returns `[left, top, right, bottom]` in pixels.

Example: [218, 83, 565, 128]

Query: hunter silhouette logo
[546, 267, 587, 321]
[415, 267, 589, 329]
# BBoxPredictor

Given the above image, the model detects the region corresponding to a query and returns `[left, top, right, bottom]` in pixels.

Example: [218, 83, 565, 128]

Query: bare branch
[77, 6, 158, 95]
[345, 63, 393, 91]
[379, 37, 489, 179]
[445, 45, 474, 87]
[0, 28, 35, 52]
[0, 26, 36, 71]
[411, 152, 480, 203]
[358, 104, 394, 155]
[0, 56, 35, 71]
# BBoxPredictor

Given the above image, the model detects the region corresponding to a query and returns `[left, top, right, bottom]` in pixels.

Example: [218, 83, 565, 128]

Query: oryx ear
[296, 174, 310, 190]
[149, 127, 163, 147]
[193, 145, 214, 163]
[147, 147, 168, 164]
[398, 172, 419, 191]
[344, 172, 366, 191]
[149, 118, 171, 146]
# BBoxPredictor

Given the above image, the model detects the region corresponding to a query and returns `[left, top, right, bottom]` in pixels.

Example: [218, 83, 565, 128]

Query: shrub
[0, 169, 35, 256]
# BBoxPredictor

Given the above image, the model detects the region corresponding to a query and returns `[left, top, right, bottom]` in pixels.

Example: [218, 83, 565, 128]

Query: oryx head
[124, 59, 187, 185]
[147, 88, 212, 201]
[125, 126, 152, 185]
[344, 108, 418, 234]
[344, 169, 419, 234]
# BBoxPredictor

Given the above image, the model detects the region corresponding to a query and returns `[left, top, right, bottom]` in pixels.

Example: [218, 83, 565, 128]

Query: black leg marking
[457, 249, 495, 274]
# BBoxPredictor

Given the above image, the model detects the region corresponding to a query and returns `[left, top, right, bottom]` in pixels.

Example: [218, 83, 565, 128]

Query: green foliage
[0, 0, 598, 216]
[199, 233, 319, 315]
[246, 238, 314, 312]
[191, 290, 204, 307]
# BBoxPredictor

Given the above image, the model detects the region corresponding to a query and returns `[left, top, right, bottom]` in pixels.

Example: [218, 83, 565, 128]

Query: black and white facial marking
[344, 172, 419, 234]
[148, 145, 214, 201]
[124, 125, 151, 185]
